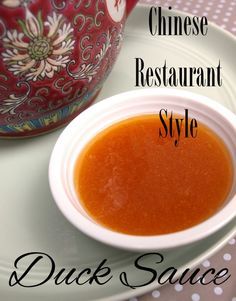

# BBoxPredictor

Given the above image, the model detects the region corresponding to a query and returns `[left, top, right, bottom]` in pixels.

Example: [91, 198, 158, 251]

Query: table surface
[126, 1, 236, 301]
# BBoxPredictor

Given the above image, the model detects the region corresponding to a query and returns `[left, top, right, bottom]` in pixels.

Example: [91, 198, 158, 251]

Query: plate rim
[1, 4, 236, 301]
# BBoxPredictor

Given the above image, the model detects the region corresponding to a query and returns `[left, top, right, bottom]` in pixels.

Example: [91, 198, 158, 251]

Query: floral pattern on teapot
[0, 0, 127, 137]
[3, 9, 75, 81]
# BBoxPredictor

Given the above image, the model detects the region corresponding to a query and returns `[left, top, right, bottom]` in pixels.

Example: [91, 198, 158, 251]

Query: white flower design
[67, 31, 112, 82]
[0, 82, 30, 115]
[2, 8, 75, 81]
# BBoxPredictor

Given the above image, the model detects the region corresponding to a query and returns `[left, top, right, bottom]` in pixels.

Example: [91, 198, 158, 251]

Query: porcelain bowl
[49, 88, 236, 251]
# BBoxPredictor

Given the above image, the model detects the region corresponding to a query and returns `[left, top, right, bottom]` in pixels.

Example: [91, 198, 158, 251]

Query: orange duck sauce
[74, 114, 233, 236]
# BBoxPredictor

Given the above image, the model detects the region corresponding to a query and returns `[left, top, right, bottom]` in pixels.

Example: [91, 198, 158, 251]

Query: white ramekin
[49, 88, 236, 251]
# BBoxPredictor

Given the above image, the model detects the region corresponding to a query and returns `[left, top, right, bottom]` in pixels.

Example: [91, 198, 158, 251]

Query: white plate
[0, 5, 236, 301]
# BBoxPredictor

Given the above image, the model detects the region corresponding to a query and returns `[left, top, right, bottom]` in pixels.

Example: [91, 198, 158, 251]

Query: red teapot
[0, 0, 138, 137]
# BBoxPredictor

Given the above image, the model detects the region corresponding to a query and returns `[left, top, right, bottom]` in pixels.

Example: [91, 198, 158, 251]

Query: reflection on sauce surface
[74, 115, 233, 235]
